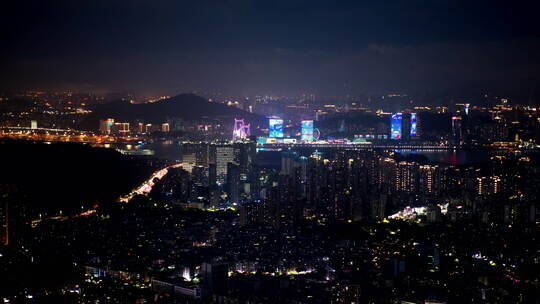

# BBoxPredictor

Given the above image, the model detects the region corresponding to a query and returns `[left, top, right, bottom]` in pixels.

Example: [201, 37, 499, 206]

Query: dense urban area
[0, 91, 539, 303]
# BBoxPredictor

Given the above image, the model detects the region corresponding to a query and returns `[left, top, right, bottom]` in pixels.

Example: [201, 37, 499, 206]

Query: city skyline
[1, 1, 539, 303]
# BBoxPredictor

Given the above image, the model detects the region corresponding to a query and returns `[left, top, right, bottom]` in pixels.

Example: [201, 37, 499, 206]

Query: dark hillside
[0, 139, 155, 215]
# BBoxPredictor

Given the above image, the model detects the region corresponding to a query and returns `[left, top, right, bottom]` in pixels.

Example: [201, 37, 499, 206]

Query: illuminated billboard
[269, 118, 284, 138]
[301, 120, 314, 141]
[390, 113, 402, 140]
[410, 113, 417, 136]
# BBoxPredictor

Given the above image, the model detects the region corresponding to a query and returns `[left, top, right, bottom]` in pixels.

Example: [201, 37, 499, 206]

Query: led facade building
[269, 117, 284, 138]
[390, 113, 402, 140]
[301, 120, 314, 141]
[233, 119, 250, 141]
[391, 113, 418, 140]
[410, 113, 417, 136]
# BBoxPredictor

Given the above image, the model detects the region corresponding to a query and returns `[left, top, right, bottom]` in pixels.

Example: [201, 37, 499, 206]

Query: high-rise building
[395, 161, 418, 193]
[0, 201, 8, 246]
[209, 164, 217, 187]
[111, 122, 129, 135]
[427, 205, 442, 222]
[390, 113, 402, 140]
[99, 118, 115, 134]
[232, 119, 250, 141]
[371, 194, 387, 220]
[233, 142, 255, 178]
[451, 116, 462, 141]
[390, 113, 418, 141]
[182, 143, 210, 167]
[419, 165, 440, 195]
[378, 157, 397, 188]
[281, 152, 299, 176]
[301, 120, 314, 141]
[269, 117, 284, 138]
[226, 163, 240, 203]
[202, 262, 229, 295]
[215, 146, 235, 183]
[410, 113, 417, 137]
[247, 167, 261, 201]
[30, 120, 38, 129]
[239, 202, 255, 226]
[401, 114, 411, 141]
[182, 152, 196, 173]
[476, 176, 502, 195]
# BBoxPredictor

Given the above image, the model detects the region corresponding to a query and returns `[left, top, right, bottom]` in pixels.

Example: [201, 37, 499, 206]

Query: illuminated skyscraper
[99, 118, 115, 134]
[395, 161, 419, 193]
[301, 120, 314, 141]
[182, 152, 196, 173]
[420, 165, 440, 195]
[391, 113, 418, 141]
[111, 122, 129, 135]
[182, 143, 210, 167]
[476, 176, 501, 195]
[215, 146, 235, 183]
[269, 117, 284, 138]
[452, 116, 462, 141]
[145, 124, 154, 133]
[232, 119, 250, 141]
[390, 113, 402, 140]
[410, 113, 417, 136]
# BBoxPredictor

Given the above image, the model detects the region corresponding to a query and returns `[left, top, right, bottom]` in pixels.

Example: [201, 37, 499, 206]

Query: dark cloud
[1, 0, 539, 96]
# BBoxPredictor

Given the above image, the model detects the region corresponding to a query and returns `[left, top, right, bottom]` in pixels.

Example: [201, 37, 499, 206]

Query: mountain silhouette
[85, 93, 263, 129]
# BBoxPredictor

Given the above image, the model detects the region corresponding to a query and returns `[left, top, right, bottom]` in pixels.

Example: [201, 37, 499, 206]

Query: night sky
[1, 0, 539, 97]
